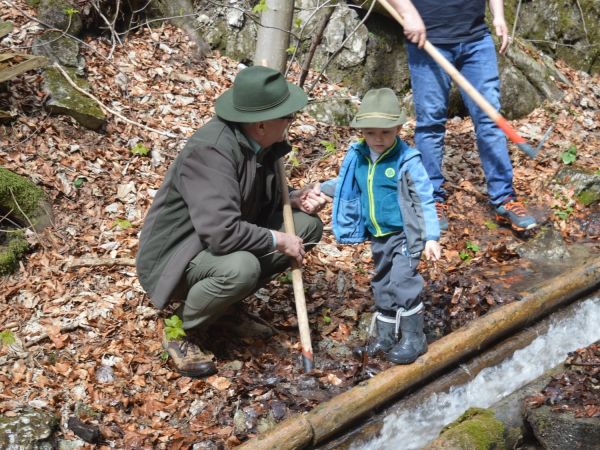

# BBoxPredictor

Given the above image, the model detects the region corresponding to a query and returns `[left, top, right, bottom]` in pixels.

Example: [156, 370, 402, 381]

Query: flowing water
[354, 296, 600, 450]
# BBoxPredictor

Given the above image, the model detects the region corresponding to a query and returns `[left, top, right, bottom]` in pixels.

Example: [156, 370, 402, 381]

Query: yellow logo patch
[385, 167, 396, 178]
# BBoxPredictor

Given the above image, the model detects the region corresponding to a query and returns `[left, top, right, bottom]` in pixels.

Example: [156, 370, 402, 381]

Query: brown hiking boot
[162, 334, 217, 378]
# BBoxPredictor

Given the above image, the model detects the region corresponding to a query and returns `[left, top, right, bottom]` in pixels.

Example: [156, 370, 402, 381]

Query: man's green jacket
[136, 116, 287, 309]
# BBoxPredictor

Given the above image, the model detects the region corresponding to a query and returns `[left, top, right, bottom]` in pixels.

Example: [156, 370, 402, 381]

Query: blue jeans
[407, 34, 515, 206]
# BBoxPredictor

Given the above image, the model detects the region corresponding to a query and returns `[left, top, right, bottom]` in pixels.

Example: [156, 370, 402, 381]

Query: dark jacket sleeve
[176, 144, 273, 256]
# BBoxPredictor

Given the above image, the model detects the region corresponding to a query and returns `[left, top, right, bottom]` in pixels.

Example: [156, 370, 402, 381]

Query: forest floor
[1, 2, 599, 449]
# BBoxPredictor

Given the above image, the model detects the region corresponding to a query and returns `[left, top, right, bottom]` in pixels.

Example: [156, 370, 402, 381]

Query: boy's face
[361, 127, 400, 153]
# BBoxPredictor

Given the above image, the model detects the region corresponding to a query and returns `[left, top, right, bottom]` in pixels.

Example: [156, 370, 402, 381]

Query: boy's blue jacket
[323, 138, 440, 254]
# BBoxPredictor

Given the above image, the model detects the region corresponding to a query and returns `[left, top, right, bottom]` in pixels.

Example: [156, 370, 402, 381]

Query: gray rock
[555, 165, 600, 206]
[516, 226, 571, 262]
[42, 66, 106, 130]
[305, 95, 357, 126]
[0, 409, 59, 450]
[33, 32, 82, 69]
[37, 0, 83, 35]
[526, 405, 600, 450]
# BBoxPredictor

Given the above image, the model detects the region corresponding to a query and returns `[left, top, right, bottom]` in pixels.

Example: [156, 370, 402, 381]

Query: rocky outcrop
[195, 0, 574, 124]
[507, 0, 600, 74]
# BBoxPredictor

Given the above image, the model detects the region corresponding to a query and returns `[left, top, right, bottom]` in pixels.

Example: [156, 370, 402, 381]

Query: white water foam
[355, 296, 600, 450]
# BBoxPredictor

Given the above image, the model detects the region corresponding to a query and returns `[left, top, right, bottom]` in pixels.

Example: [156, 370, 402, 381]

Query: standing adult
[389, 0, 537, 231]
[136, 66, 329, 378]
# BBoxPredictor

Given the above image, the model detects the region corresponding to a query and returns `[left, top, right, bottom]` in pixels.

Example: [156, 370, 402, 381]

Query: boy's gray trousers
[371, 232, 424, 315]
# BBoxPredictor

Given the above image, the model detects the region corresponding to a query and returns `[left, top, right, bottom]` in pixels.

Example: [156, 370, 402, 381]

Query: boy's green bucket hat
[350, 87, 406, 128]
[215, 66, 308, 123]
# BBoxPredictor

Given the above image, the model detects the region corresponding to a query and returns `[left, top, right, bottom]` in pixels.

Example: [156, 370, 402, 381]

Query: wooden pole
[277, 162, 314, 371]
[376, 0, 540, 158]
[237, 256, 600, 449]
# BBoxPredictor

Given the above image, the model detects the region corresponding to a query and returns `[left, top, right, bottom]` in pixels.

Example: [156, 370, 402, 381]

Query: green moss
[439, 407, 506, 450]
[0, 168, 44, 225]
[0, 231, 28, 275]
[576, 189, 599, 206]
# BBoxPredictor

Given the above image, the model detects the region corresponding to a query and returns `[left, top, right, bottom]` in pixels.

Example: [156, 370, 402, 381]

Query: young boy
[321, 88, 441, 365]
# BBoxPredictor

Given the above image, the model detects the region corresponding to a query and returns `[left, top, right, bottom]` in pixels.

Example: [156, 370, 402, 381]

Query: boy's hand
[290, 183, 331, 214]
[424, 240, 441, 261]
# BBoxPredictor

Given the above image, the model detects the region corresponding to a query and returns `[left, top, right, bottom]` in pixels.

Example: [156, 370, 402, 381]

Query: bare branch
[68, 256, 136, 269]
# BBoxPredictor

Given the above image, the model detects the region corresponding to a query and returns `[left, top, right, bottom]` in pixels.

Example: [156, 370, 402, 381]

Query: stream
[351, 293, 600, 450]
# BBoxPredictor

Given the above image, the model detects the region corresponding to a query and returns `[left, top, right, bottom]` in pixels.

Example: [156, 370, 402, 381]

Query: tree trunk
[253, 0, 294, 72]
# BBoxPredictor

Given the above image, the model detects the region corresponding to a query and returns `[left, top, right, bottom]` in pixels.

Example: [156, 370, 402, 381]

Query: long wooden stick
[377, 0, 540, 158]
[277, 161, 314, 372]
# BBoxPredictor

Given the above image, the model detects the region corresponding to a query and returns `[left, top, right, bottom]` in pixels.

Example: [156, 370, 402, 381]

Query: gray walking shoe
[387, 312, 427, 365]
[366, 311, 398, 357]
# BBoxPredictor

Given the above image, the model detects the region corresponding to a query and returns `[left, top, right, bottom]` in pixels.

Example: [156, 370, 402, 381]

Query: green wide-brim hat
[350, 87, 406, 128]
[215, 66, 308, 123]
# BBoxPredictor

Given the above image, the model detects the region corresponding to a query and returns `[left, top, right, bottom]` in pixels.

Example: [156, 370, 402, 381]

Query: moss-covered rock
[423, 407, 506, 450]
[555, 165, 600, 206]
[513, 0, 600, 74]
[37, 0, 82, 35]
[0, 230, 28, 275]
[0, 168, 52, 275]
[42, 66, 106, 130]
[32, 31, 80, 68]
[0, 168, 48, 228]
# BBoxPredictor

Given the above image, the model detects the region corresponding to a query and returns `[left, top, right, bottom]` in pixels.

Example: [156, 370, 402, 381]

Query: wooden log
[237, 256, 600, 449]
[0, 53, 48, 83]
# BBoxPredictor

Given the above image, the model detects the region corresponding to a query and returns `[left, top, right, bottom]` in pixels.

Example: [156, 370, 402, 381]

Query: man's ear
[255, 121, 267, 136]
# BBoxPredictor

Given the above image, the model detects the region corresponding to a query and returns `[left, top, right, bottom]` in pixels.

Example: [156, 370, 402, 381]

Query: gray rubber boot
[366, 312, 398, 357]
[387, 312, 427, 364]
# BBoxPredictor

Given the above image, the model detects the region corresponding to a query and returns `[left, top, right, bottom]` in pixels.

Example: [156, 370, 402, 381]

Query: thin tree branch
[298, 6, 335, 88]
[68, 256, 136, 269]
[574, 0, 590, 44]
[90, 0, 122, 58]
